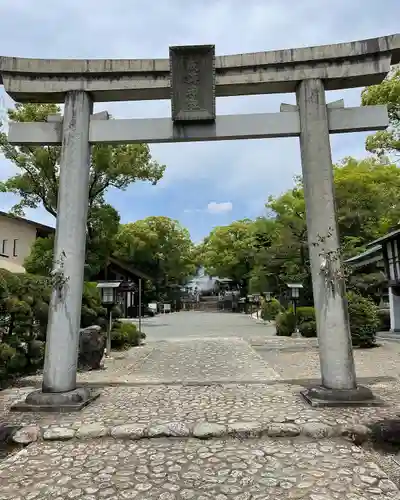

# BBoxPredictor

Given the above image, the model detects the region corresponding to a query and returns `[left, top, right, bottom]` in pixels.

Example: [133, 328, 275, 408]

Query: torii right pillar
[297, 78, 377, 407]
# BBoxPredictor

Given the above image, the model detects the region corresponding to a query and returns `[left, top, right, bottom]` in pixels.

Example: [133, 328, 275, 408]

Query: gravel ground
[1, 437, 399, 499]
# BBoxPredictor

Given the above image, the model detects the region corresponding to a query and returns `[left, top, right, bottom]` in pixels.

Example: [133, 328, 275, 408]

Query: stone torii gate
[2, 34, 399, 410]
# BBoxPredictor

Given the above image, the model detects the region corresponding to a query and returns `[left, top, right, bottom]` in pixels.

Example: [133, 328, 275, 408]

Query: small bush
[111, 322, 142, 350]
[296, 307, 315, 324]
[27, 340, 45, 368]
[299, 320, 317, 338]
[274, 293, 379, 346]
[261, 298, 283, 321]
[81, 282, 107, 328]
[0, 343, 17, 380]
[347, 291, 379, 348]
[275, 310, 296, 336]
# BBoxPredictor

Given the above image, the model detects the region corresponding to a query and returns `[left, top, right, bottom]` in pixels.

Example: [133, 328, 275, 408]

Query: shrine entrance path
[121, 312, 279, 384]
[2, 312, 400, 498]
[132, 310, 275, 341]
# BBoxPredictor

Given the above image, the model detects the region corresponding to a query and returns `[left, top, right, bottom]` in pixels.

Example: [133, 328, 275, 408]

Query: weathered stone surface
[0, 437, 397, 499]
[12, 425, 40, 444]
[42, 427, 75, 441]
[301, 422, 335, 439]
[78, 325, 106, 370]
[379, 478, 398, 492]
[75, 423, 108, 439]
[227, 421, 264, 438]
[193, 422, 226, 438]
[170, 44, 215, 122]
[341, 423, 371, 443]
[267, 423, 301, 437]
[148, 421, 190, 437]
[110, 423, 147, 439]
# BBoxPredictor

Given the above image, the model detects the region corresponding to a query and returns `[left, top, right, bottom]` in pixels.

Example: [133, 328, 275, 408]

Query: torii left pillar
[14, 91, 100, 411]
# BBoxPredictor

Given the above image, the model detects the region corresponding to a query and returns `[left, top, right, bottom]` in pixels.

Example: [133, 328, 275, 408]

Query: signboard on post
[169, 44, 216, 122]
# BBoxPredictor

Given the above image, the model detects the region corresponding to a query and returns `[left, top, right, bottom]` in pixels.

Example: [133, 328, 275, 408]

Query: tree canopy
[200, 219, 257, 290]
[115, 216, 197, 289]
[200, 156, 400, 303]
[0, 104, 166, 278]
[361, 67, 400, 161]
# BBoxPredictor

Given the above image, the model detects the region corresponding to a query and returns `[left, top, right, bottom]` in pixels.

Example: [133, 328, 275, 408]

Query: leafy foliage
[361, 67, 400, 161]
[111, 321, 144, 350]
[200, 219, 258, 293]
[115, 216, 197, 298]
[275, 310, 296, 337]
[245, 157, 400, 305]
[347, 291, 380, 348]
[299, 321, 317, 338]
[0, 269, 109, 383]
[261, 298, 283, 321]
[0, 103, 166, 279]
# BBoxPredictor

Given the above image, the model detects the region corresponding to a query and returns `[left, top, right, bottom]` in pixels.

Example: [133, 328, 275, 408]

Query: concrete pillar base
[300, 385, 383, 408]
[10, 387, 100, 413]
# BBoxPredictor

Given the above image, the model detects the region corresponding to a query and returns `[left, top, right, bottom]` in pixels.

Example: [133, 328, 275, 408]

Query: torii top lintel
[0, 34, 399, 103]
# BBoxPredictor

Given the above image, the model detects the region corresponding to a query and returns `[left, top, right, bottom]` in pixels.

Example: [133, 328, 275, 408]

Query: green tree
[249, 185, 311, 300]
[200, 219, 257, 292]
[0, 104, 166, 278]
[24, 203, 121, 278]
[249, 157, 400, 303]
[115, 216, 196, 297]
[334, 156, 400, 252]
[361, 67, 400, 161]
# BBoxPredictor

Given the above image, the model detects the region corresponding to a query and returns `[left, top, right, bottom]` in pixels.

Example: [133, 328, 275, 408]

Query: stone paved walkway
[1, 438, 399, 499]
[3, 380, 400, 431]
[2, 312, 400, 499]
[124, 337, 280, 383]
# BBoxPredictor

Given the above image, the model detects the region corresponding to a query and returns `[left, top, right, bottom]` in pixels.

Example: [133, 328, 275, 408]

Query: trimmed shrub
[295, 307, 317, 337]
[0, 343, 18, 380]
[296, 306, 315, 324]
[0, 270, 110, 383]
[347, 291, 379, 348]
[274, 294, 379, 346]
[81, 282, 107, 328]
[275, 310, 296, 336]
[261, 298, 283, 321]
[299, 320, 317, 338]
[111, 322, 143, 350]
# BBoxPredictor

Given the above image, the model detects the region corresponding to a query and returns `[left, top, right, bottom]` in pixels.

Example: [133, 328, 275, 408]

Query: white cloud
[184, 201, 233, 214]
[207, 202, 233, 214]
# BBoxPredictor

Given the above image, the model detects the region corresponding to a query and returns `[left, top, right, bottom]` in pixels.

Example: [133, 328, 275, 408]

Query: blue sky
[0, 0, 399, 243]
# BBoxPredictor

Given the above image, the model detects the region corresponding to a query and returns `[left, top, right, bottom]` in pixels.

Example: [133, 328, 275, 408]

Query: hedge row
[273, 291, 380, 348]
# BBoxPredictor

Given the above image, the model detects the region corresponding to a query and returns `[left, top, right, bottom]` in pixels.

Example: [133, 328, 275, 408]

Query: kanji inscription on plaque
[169, 44, 215, 122]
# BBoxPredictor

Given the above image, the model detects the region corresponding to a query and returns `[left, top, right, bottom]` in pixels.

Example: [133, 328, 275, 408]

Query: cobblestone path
[1, 438, 399, 499]
[1, 312, 400, 499]
[127, 338, 280, 383]
[3, 380, 400, 430]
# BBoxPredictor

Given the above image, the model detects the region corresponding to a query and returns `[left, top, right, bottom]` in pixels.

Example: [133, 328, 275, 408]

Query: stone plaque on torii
[170, 44, 216, 122]
[0, 34, 399, 411]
